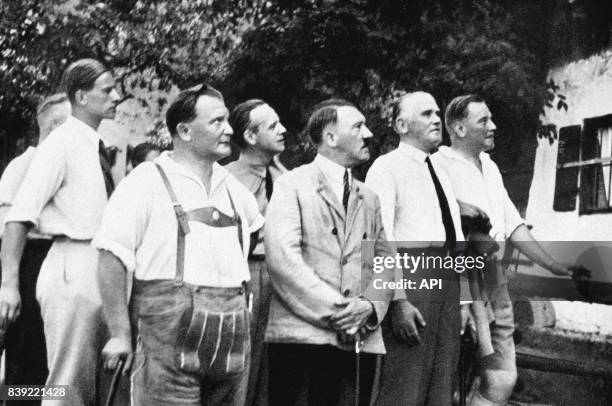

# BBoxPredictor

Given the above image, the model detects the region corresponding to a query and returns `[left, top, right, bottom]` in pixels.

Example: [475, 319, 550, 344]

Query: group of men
[0, 57, 575, 406]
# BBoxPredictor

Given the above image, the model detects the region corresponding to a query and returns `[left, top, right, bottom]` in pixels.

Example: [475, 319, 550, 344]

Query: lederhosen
[129, 164, 250, 403]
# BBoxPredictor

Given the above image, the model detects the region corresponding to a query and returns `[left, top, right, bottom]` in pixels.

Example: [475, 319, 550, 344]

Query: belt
[52, 235, 92, 243]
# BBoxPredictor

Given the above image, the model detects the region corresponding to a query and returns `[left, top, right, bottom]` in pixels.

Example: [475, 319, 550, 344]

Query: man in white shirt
[0, 93, 69, 400]
[265, 99, 395, 406]
[434, 94, 573, 406]
[225, 99, 287, 406]
[0, 58, 121, 405]
[366, 91, 463, 406]
[95, 84, 264, 405]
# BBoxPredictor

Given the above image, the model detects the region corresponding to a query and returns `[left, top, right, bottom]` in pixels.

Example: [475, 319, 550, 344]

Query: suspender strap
[226, 186, 244, 252]
[155, 163, 189, 285]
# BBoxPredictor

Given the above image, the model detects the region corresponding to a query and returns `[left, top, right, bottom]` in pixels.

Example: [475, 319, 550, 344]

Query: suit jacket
[264, 161, 395, 354]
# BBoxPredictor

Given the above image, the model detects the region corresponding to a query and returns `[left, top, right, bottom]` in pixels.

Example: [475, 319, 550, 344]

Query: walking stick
[354, 332, 361, 406]
[104, 358, 125, 406]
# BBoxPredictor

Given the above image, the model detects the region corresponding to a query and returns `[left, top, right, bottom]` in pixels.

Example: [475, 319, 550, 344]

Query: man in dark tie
[225, 99, 288, 405]
[0, 58, 121, 405]
[366, 91, 464, 406]
[265, 99, 395, 406]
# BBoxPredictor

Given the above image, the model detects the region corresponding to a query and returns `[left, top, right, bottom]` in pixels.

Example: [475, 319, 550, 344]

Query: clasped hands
[329, 297, 374, 346]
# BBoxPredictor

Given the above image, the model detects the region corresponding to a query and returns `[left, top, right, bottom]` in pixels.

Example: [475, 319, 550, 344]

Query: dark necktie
[342, 169, 350, 213]
[98, 139, 115, 198]
[265, 167, 274, 201]
[425, 156, 456, 251]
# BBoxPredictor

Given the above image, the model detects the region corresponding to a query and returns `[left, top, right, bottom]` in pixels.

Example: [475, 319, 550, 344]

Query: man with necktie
[366, 91, 463, 406]
[265, 99, 395, 406]
[225, 99, 288, 406]
[0, 58, 121, 405]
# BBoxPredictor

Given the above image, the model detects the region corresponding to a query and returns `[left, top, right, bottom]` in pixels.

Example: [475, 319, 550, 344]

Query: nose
[110, 89, 121, 103]
[278, 123, 287, 135]
[223, 120, 234, 135]
[432, 112, 441, 124]
[362, 125, 373, 139]
[489, 120, 497, 131]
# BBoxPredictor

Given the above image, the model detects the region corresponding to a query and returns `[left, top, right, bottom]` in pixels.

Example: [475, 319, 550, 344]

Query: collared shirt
[5, 116, 108, 239]
[225, 155, 286, 255]
[313, 154, 352, 205]
[433, 146, 523, 241]
[365, 142, 463, 244]
[93, 152, 264, 287]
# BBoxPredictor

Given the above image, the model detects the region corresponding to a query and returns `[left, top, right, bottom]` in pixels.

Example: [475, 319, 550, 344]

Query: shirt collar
[314, 154, 351, 185]
[397, 141, 429, 164]
[439, 145, 490, 168]
[233, 155, 267, 179]
[66, 116, 101, 149]
[155, 151, 229, 195]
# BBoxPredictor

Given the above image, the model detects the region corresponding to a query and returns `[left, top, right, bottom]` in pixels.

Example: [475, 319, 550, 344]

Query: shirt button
[332, 227, 338, 235]
[362, 232, 367, 239]
[343, 289, 351, 296]
[341, 257, 348, 265]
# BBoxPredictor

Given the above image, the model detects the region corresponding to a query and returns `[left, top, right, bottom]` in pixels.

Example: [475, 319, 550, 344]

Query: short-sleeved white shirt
[433, 146, 524, 241]
[93, 152, 264, 287]
[5, 116, 108, 239]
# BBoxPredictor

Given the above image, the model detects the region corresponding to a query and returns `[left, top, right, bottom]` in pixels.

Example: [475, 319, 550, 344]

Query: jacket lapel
[314, 166, 346, 222]
[344, 181, 365, 247]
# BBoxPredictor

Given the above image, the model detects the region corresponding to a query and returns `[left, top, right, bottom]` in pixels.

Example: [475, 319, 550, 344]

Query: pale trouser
[36, 240, 108, 406]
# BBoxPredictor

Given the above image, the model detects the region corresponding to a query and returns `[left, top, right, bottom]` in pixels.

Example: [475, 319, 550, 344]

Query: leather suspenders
[154, 163, 243, 285]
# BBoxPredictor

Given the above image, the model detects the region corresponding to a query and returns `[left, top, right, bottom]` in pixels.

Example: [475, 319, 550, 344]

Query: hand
[548, 261, 575, 277]
[102, 335, 133, 375]
[460, 304, 476, 340]
[458, 201, 490, 220]
[0, 286, 21, 329]
[329, 298, 373, 333]
[390, 300, 425, 346]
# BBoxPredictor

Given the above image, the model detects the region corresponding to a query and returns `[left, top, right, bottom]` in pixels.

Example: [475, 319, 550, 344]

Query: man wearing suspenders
[94, 84, 263, 405]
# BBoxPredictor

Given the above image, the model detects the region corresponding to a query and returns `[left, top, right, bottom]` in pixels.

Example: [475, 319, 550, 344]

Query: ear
[74, 89, 87, 106]
[454, 122, 466, 138]
[176, 122, 192, 142]
[322, 129, 337, 147]
[244, 128, 257, 146]
[395, 117, 407, 134]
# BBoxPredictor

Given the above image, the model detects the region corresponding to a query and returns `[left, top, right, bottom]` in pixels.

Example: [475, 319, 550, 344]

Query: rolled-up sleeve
[93, 172, 151, 273]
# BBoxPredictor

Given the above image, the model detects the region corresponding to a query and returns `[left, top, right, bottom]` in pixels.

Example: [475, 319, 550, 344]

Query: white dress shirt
[93, 152, 264, 287]
[5, 116, 108, 239]
[433, 146, 524, 241]
[365, 142, 463, 244]
[313, 154, 352, 204]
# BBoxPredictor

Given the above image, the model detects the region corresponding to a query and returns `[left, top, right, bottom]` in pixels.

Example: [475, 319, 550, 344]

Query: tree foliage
[223, 0, 553, 176]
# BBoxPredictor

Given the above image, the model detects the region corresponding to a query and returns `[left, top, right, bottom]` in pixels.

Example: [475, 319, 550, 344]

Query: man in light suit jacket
[264, 99, 396, 406]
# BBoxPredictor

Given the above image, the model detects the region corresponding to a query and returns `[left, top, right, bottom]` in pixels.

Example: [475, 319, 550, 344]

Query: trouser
[468, 280, 516, 406]
[129, 280, 250, 406]
[2, 238, 52, 406]
[239, 258, 273, 406]
[268, 343, 377, 406]
[375, 267, 461, 406]
[36, 240, 117, 406]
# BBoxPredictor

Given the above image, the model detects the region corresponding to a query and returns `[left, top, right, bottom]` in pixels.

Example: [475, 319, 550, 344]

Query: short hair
[60, 59, 109, 104]
[36, 93, 68, 118]
[165, 84, 224, 138]
[130, 142, 161, 168]
[444, 94, 485, 136]
[305, 98, 355, 145]
[229, 99, 267, 150]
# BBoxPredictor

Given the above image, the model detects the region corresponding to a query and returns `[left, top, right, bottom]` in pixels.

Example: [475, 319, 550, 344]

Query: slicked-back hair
[229, 99, 266, 150]
[305, 98, 355, 145]
[165, 84, 224, 138]
[37, 93, 68, 118]
[444, 94, 485, 136]
[60, 59, 109, 104]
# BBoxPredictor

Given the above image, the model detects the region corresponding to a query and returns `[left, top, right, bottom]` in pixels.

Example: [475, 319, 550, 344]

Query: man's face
[461, 102, 497, 153]
[398, 93, 442, 153]
[249, 104, 286, 154]
[333, 106, 373, 167]
[187, 95, 233, 161]
[82, 72, 121, 120]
